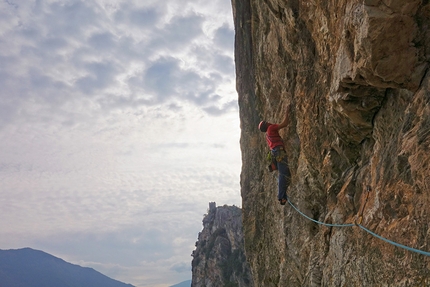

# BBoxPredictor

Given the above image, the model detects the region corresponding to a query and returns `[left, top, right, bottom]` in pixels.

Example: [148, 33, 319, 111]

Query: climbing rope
[287, 198, 354, 228]
[286, 197, 430, 257]
[356, 224, 430, 257]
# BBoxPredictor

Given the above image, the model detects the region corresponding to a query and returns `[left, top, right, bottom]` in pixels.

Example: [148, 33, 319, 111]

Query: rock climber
[258, 108, 291, 205]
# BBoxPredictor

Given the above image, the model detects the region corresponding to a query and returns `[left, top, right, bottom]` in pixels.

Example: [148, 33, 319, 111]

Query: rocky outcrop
[191, 203, 253, 287]
[233, 0, 430, 286]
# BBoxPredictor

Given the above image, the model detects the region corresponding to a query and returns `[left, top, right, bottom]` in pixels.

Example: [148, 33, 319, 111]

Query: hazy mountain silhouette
[0, 248, 134, 287]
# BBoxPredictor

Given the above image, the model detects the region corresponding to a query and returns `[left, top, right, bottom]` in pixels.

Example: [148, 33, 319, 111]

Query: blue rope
[286, 197, 430, 257]
[287, 198, 355, 227]
[357, 224, 430, 257]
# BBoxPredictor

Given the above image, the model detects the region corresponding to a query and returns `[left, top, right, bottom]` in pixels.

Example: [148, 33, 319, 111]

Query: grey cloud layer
[0, 1, 239, 286]
[0, 0, 235, 126]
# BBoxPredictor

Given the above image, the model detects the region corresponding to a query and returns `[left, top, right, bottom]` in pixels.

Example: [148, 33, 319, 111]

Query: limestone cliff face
[191, 203, 253, 287]
[232, 0, 430, 286]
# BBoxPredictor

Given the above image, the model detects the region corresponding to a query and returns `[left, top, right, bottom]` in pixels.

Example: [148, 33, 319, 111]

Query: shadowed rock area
[232, 0, 430, 286]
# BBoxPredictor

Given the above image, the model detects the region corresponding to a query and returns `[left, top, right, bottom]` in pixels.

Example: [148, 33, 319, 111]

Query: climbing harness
[274, 148, 287, 162]
[286, 192, 430, 257]
[267, 147, 288, 172]
[267, 151, 278, 172]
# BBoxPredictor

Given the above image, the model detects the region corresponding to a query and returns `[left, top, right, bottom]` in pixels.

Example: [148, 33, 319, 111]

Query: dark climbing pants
[271, 147, 291, 201]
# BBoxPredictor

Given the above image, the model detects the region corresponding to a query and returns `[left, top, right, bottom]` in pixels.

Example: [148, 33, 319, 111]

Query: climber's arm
[277, 106, 290, 130]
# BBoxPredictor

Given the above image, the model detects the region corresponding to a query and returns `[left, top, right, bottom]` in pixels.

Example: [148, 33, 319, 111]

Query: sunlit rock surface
[232, 0, 430, 285]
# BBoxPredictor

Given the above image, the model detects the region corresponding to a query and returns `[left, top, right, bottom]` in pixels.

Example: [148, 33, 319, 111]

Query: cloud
[76, 61, 121, 94]
[57, 228, 177, 265]
[88, 32, 116, 51]
[45, 1, 100, 38]
[170, 262, 190, 273]
[212, 53, 235, 75]
[114, 4, 161, 28]
[0, 0, 236, 129]
[128, 56, 227, 109]
[162, 13, 205, 45]
[0, 0, 239, 286]
[191, 45, 235, 78]
[203, 100, 238, 116]
[213, 24, 235, 52]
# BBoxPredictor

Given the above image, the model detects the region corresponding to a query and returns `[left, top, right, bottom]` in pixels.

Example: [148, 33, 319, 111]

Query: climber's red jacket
[265, 124, 284, 150]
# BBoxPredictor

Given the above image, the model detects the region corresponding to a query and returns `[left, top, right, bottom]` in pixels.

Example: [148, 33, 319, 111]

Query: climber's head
[258, 121, 269, 132]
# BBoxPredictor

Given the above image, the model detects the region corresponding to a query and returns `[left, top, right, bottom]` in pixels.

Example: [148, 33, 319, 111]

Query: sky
[0, 0, 241, 286]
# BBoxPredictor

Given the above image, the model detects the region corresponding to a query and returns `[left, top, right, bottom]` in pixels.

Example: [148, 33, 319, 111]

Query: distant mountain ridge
[0, 248, 134, 287]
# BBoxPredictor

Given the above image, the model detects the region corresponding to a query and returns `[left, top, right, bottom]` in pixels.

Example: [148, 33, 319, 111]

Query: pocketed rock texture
[191, 203, 253, 287]
[232, 0, 430, 286]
